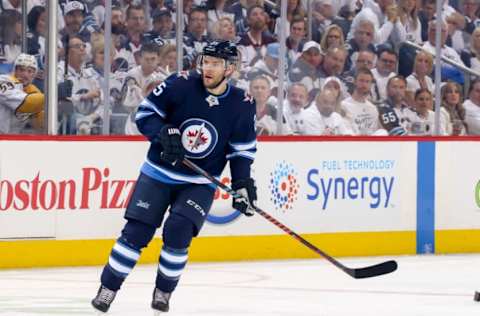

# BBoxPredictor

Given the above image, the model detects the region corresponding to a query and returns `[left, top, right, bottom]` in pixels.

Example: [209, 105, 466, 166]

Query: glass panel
[0, 2, 45, 134]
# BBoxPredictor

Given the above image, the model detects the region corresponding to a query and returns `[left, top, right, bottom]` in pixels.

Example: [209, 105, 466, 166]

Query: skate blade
[153, 311, 165, 316]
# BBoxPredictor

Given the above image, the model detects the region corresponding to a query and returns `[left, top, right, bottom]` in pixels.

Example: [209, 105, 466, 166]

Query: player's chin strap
[209, 75, 227, 90]
[181, 158, 398, 279]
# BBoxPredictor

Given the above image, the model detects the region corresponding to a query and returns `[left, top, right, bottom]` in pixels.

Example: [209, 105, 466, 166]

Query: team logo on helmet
[180, 118, 218, 159]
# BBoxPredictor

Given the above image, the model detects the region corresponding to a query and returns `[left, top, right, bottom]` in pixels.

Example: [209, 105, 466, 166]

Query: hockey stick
[182, 158, 398, 279]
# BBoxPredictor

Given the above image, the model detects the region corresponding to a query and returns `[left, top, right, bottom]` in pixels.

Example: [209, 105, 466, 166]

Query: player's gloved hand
[58, 80, 73, 100]
[231, 178, 257, 216]
[158, 124, 185, 166]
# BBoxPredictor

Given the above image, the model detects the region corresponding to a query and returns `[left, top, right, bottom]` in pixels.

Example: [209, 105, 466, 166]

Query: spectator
[320, 24, 345, 54]
[273, 0, 305, 37]
[111, 5, 126, 33]
[343, 50, 380, 99]
[411, 88, 450, 135]
[26, 6, 46, 59]
[341, 68, 383, 135]
[348, 0, 406, 46]
[0, 0, 21, 13]
[206, 0, 235, 34]
[122, 43, 162, 112]
[461, 27, 480, 74]
[58, 35, 103, 135]
[211, 17, 239, 42]
[421, 20, 465, 84]
[112, 24, 134, 72]
[303, 88, 354, 135]
[372, 47, 397, 102]
[184, 7, 210, 57]
[26, 6, 47, 91]
[383, 75, 416, 132]
[247, 42, 281, 90]
[445, 2, 467, 53]
[286, 17, 307, 63]
[145, 8, 175, 45]
[319, 46, 348, 81]
[417, 0, 435, 42]
[238, 5, 276, 67]
[250, 75, 291, 135]
[179, 0, 195, 27]
[284, 82, 309, 134]
[124, 70, 165, 135]
[124, 4, 147, 65]
[397, 0, 422, 44]
[311, 0, 336, 42]
[405, 51, 434, 106]
[441, 81, 467, 135]
[321, 76, 349, 103]
[345, 19, 376, 71]
[0, 10, 21, 63]
[288, 40, 323, 94]
[61, 1, 99, 44]
[462, 0, 480, 35]
[88, 36, 125, 111]
[158, 44, 177, 76]
[463, 78, 480, 134]
[226, 0, 261, 36]
[88, 0, 107, 27]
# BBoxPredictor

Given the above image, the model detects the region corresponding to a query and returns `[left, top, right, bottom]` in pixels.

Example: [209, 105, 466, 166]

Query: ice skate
[91, 285, 116, 313]
[151, 288, 171, 313]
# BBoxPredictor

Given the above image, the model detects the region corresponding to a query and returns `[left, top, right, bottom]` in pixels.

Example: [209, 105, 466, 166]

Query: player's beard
[202, 73, 224, 89]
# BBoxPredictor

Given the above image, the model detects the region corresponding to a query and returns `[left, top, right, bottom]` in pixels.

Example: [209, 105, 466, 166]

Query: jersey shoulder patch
[243, 91, 254, 104]
[177, 70, 190, 80]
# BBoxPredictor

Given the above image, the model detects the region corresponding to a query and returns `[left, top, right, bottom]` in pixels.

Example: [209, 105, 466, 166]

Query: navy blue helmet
[202, 40, 238, 64]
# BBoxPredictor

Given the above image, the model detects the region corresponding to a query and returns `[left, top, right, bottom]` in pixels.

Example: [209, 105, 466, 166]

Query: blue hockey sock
[156, 245, 188, 293]
[155, 213, 195, 292]
[101, 237, 141, 291]
[100, 220, 156, 291]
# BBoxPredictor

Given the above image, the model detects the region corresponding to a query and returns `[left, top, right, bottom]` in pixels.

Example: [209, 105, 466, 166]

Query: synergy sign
[306, 159, 396, 210]
[267, 158, 398, 213]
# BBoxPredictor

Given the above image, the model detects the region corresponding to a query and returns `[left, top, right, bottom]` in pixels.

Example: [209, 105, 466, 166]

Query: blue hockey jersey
[135, 70, 257, 185]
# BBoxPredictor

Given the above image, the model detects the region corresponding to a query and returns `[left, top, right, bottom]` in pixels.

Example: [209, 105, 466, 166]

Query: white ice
[1, 254, 480, 316]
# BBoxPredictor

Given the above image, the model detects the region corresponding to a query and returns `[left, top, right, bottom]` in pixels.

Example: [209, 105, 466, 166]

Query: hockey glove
[231, 178, 257, 216]
[158, 124, 186, 166]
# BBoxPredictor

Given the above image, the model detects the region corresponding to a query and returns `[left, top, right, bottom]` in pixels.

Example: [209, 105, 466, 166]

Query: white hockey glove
[231, 178, 257, 217]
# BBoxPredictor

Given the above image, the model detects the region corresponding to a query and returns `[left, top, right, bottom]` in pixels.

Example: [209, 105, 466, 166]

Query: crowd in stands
[1, 0, 480, 136]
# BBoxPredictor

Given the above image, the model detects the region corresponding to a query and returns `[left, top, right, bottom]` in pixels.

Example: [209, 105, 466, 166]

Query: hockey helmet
[201, 40, 238, 64]
[14, 53, 38, 72]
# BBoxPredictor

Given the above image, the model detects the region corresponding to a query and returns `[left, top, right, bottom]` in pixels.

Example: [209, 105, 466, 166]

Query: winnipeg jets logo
[136, 200, 150, 210]
[180, 118, 218, 159]
[205, 95, 219, 107]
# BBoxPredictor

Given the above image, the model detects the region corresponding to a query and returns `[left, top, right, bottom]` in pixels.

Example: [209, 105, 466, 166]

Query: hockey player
[0, 53, 44, 133]
[91, 40, 257, 313]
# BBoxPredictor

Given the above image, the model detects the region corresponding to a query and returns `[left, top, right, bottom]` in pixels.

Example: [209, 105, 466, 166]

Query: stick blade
[350, 260, 398, 279]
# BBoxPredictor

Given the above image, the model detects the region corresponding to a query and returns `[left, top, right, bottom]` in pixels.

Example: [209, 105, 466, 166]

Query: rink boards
[0, 136, 479, 268]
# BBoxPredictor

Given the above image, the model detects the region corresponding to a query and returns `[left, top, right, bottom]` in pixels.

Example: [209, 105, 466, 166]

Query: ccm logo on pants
[186, 199, 206, 216]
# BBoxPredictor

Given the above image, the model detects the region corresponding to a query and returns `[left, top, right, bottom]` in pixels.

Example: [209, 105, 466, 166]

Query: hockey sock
[155, 213, 195, 293]
[101, 219, 156, 291]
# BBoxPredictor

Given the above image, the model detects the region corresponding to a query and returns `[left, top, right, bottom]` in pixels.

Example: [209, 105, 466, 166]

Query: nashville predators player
[0, 53, 44, 133]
